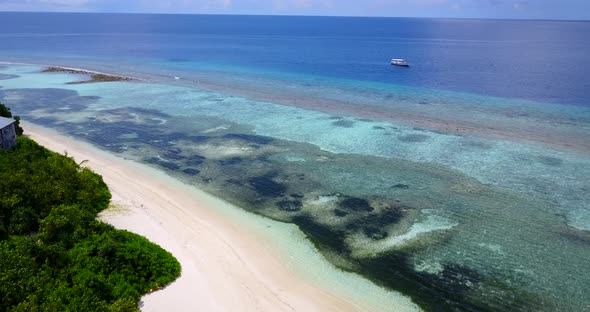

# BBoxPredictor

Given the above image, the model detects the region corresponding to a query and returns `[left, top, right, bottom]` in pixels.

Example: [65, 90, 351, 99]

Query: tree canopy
[0, 136, 180, 312]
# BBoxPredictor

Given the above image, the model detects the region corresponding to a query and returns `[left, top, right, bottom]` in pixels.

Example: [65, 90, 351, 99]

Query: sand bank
[43, 66, 133, 84]
[23, 121, 419, 312]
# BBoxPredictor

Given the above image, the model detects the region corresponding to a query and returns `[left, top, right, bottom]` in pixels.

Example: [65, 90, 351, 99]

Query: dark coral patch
[0, 88, 99, 113]
[332, 119, 356, 128]
[186, 155, 206, 166]
[276, 200, 303, 212]
[463, 140, 493, 150]
[225, 178, 242, 186]
[292, 216, 349, 254]
[183, 168, 200, 175]
[219, 157, 242, 166]
[248, 174, 287, 198]
[223, 133, 273, 144]
[537, 155, 563, 166]
[398, 134, 430, 143]
[256, 155, 271, 162]
[359, 208, 404, 226]
[189, 135, 210, 143]
[559, 228, 590, 246]
[164, 151, 185, 161]
[334, 209, 349, 217]
[345, 209, 403, 234]
[0, 74, 18, 80]
[339, 197, 374, 212]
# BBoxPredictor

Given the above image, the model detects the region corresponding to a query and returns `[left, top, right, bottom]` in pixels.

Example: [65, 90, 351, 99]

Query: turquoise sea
[1, 12, 590, 311]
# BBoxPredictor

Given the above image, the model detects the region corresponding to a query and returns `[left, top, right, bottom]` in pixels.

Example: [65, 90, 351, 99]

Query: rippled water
[1, 64, 589, 311]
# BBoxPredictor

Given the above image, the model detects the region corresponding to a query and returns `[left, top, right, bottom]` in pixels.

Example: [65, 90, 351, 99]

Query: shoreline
[23, 121, 420, 312]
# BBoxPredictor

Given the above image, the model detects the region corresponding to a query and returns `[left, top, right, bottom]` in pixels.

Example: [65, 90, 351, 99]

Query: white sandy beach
[23, 122, 419, 312]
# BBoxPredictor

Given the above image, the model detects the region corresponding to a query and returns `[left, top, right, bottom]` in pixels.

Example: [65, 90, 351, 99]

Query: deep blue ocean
[1, 12, 589, 105]
[1, 12, 590, 311]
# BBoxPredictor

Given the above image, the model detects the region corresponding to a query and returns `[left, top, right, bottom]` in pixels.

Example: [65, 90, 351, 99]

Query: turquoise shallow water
[1, 64, 590, 311]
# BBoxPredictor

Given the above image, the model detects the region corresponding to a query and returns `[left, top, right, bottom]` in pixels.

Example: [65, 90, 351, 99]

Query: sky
[0, 0, 588, 20]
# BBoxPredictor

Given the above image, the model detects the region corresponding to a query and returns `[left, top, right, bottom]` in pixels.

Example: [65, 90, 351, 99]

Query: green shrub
[0, 137, 180, 312]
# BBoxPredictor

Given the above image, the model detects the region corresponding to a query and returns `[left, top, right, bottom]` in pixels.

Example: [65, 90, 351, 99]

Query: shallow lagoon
[1, 64, 590, 311]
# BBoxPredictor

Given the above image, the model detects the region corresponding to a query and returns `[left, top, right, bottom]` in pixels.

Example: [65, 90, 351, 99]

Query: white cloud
[38, 0, 92, 5]
[0, 0, 96, 12]
[0, 0, 584, 19]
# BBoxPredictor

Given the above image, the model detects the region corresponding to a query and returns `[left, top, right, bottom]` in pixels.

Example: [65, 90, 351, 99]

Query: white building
[0, 117, 17, 149]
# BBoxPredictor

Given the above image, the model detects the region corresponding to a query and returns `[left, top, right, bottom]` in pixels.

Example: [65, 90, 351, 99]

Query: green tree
[0, 136, 180, 312]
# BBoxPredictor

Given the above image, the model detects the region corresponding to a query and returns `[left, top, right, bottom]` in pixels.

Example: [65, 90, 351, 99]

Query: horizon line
[0, 10, 588, 23]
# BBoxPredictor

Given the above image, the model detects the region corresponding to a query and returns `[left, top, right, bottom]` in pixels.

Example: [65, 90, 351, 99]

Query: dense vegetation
[0, 137, 180, 311]
[0, 102, 23, 135]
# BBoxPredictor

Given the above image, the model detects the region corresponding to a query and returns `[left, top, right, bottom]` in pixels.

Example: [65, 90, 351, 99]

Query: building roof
[0, 116, 16, 129]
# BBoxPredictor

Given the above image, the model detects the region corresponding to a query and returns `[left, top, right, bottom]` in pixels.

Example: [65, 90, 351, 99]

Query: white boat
[390, 58, 409, 67]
